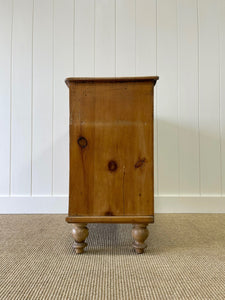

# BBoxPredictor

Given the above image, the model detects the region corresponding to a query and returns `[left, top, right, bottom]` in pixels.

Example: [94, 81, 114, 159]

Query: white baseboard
[0, 195, 225, 214]
[0, 196, 68, 214]
[155, 195, 225, 213]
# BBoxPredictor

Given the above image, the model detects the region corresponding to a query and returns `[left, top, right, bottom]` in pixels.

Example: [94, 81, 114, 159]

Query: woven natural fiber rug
[0, 214, 225, 299]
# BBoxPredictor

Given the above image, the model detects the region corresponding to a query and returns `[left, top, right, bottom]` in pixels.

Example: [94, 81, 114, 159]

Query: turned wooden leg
[132, 223, 149, 254]
[72, 223, 89, 254]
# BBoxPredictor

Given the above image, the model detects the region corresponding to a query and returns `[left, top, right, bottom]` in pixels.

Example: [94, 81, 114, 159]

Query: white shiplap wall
[0, 0, 225, 213]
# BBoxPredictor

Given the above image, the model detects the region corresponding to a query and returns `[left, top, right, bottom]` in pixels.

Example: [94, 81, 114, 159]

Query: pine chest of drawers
[65, 77, 159, 254]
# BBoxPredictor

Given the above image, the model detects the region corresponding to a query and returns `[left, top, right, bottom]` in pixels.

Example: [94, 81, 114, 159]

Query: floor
[0, 214, 225, 299]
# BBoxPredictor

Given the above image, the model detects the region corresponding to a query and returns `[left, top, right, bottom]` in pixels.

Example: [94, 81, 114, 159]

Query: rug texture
[0, 214, 225, 299]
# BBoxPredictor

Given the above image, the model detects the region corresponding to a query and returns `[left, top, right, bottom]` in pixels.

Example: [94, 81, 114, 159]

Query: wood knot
[77, 136, 88, 149]
[105, 211, 114, 216]
[135, 158, 146, 168]
[108, 160, 118, 172]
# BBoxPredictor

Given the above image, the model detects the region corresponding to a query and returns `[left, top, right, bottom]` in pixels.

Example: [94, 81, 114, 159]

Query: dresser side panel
[68, 81, 154, 217]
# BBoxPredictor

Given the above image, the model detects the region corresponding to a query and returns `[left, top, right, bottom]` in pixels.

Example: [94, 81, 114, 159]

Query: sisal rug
[0, 214, 225, 299]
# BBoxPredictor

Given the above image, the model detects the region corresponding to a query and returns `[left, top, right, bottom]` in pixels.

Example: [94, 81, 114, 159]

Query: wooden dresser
[65, 77, 159, 254]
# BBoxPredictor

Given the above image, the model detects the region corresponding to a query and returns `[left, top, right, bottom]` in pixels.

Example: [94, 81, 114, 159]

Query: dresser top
[65, 76, 159, 87]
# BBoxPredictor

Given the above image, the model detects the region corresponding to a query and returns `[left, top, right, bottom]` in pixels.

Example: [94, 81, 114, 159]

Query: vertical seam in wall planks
[115, 0, 116, 76]
[218, 0, 223, 196]
[221, 0, 225, 196]
[134, 0, 136, 76]
[52, 0, 55, 195]
[0, 0, 224, 203]
[9, 0, 14, 196]
[196, 0, 201, 195]
[94, 0, 95, 76]
[93, 0, 95, 76]
[30, 0, 34, 196]
[73, 0, 75, 75]
[155, 0, 159, 196]
[177, 0, 180, 197]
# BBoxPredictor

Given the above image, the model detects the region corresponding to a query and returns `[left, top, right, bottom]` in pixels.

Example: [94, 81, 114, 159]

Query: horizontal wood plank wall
[0, 0, 225, 213]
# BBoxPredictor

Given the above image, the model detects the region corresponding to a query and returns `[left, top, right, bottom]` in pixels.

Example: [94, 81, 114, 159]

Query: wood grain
[132, 223, 149, 254]
[67, 77, 158, 219]
[66, 216, 154, 224]
[72, 223, 89, 254]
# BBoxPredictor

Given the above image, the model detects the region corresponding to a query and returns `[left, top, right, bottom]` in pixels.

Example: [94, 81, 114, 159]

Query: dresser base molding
[66, 215, 154, 224]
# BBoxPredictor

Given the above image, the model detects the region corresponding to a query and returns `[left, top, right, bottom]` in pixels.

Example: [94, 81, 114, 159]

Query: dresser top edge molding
[65, 76, 159, 87]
